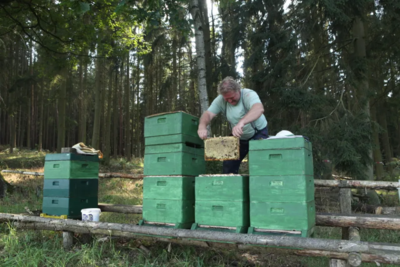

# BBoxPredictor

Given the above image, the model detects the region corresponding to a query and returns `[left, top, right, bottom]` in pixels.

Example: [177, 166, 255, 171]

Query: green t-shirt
[208, 88, 268, 140]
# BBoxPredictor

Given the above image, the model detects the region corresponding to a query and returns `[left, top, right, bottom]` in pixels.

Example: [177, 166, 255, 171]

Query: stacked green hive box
[248, 137, 315, 237]
[142, 112, 204, 229]
[42, 153, 99, 219]
[192, 175, 249, 233]
[144, 112, 205, 176]
[141, 176, 195, 228]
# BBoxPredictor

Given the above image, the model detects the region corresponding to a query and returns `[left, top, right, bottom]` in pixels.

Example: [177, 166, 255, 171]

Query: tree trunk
[92, 58, 102, 149]
[352, 17, 373, 181]
[124, 52, 131, 160]
[0, 173, 13, 198]
[113, 63, 120, 157]
[189, 0, 210, 115]
[370, 103, 384, 178]
[38, 80, 44, 151]
[78, 57, 87, 143]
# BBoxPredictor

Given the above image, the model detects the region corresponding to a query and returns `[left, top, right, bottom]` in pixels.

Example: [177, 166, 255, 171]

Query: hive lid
[249, 136, 312, 151]
[45, 153, 99, 162]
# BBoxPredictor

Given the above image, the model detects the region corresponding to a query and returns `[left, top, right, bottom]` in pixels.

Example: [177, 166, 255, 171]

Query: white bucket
[81, 208, 101, 222]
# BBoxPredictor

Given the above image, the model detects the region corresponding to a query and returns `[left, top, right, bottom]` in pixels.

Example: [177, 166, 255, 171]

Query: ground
[0, 148, 399, 266]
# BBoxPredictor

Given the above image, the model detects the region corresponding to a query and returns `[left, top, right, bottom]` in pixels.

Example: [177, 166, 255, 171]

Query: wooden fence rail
[96, 203, 400, 230]
[2, 169, 400, 266]
[2, 170, 400, 190]
[1, 213, 400, 266]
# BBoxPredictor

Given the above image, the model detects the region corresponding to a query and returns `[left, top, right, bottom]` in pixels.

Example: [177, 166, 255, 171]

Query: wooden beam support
[3, 169, 400, 191]
[98, 203, 142, 214]
[2, 213, 400, 256]
[316, 213, 400, 230]
[314, 179, 400, 190]
[96, 204, 400, 230]
[1, 170, 144, 180]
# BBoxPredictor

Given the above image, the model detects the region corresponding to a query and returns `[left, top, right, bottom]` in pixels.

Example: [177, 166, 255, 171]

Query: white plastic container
[81, 208, 101, 222]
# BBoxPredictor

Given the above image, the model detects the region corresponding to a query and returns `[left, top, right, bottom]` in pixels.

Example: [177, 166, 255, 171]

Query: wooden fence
[1, 170, 400, 266]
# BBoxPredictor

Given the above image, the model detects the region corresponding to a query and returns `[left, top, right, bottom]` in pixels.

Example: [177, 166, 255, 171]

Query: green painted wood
[142, 199, 194, 224]
[144, 112, 199, 138]
[195, 200, 249, 228]
[250, 200, 315, 232]
[145, 134, 203, 146]
[43, 179, 98, 198]
[45, 153, 99, 162]
[145, 143, 204, 155]
[249, 148, 313, 176]
[195, 175, 249, 201]
[249, 137, 312, 151]
[44, 160, 99, 179]
[42, 197, 98, 219]
[249, 175, 314, 202]
[143, 152, 205, 176]
[143, 176, 195, 200]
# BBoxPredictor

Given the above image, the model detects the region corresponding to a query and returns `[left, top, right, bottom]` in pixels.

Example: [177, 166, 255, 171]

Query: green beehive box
[250, 175, 314, 202]
[145, 134, 203, 146]
[195, 200, 249, 229]
[144, 152, 205, 176]
[249, 137, 313, 176]
[44, 160, 99, 179]
[43, 179, 98, 198]
[250, 200, 315, 234]
[142, 199, 194, 227]
[42, 197, 98, 219]
[195, 175, 249, 201]
[145, 143, 204, 155]
[144, 111, 199, 138]
[143, 176, 195, 200]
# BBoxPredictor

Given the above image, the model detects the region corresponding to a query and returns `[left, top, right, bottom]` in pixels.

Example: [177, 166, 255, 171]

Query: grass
[0, 149, 399, 266]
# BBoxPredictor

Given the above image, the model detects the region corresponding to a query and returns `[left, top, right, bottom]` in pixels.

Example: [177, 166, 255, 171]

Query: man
[197, 76, 269, 174]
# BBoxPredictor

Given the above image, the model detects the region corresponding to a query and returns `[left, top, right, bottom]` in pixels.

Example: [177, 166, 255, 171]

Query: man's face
[222, 90, 240, 105]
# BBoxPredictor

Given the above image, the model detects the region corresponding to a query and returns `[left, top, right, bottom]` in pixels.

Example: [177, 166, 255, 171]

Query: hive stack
[248, 137, 315, 237]
[192, 174, 249, 233]
[42, 153, 99, 219]
[141, 111, 205, 229]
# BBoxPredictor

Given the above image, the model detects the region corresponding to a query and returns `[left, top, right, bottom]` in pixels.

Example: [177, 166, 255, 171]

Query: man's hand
[198, 127, 208, 140]
[197, 111, 217, 140]
[232, 121, 245, 137]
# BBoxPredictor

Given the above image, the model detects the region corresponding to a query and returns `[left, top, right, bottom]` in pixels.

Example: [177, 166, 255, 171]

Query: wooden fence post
[330, 188, 353, 266]
[63, 231, 73, 250]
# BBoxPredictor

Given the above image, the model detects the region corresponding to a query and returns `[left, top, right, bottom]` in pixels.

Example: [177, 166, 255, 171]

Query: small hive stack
[192, 174, 249, 233]
[248, 137, 315, 237]
[141, 111, 205, 229]
[42, 153, 99, 219]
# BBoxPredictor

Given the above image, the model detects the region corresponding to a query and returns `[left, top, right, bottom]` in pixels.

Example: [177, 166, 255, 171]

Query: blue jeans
[222, 126, 269, 174]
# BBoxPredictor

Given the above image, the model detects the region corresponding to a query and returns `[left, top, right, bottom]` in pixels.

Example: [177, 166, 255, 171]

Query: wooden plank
[3, 213, 400, 255]
[98, 203, 142, 214]
[98, 204, 400, 230]
[314, 180, 400, 190]
[316, 213, 400, 230]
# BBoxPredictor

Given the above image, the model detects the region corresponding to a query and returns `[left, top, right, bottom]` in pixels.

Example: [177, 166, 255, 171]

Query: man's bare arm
[232, 103, 264, 137]
[197, 111, 217, 139]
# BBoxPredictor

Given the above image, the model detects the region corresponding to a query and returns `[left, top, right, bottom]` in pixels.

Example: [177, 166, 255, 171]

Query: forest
[1, 0, 399, 181]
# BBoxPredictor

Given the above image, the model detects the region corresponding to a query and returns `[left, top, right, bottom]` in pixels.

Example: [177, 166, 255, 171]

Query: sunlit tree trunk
[189, 0, 209, 115]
